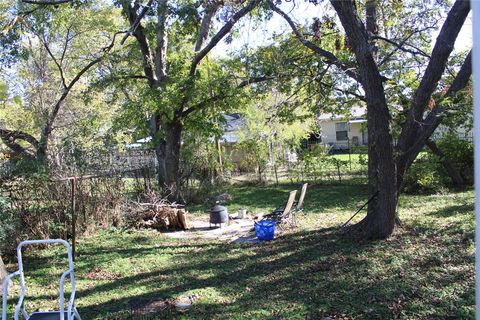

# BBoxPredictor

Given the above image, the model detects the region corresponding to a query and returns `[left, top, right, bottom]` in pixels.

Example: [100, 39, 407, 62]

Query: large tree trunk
[359, 91, 397, 238]
[151, 115, 183, 195]
[331, 0, 397, 239]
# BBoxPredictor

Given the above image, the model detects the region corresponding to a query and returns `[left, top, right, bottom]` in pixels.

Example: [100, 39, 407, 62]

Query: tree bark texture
[149, 114, 182, 191]
[331, 0, 397, 238]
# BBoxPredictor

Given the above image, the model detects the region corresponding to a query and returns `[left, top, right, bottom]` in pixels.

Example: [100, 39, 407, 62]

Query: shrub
[436, 132, 473, 184]
[403, 153, 443, 194]
[403, 133, 473, 193]
[0, 166, 124, 257]
[0, 195, 20, 257]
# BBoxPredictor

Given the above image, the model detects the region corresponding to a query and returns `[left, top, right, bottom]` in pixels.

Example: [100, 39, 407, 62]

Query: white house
[220, 113, 245, 143]
[311, 105, 472, 151]
[314, 106, 368, 150]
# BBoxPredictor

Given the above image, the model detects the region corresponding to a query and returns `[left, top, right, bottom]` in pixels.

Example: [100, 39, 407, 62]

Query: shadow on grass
[427, 203, 474, 218]
[13, 223, 474, 319]
[10, 186, 474, 320]
[62, 226, 471, 319]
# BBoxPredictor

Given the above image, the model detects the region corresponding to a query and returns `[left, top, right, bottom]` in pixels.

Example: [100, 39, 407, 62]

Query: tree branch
[155, 0, 169, 82]
[189, 0, 262, 76]
[395, 49, 472, 188]
[182, 75, 274, 117]
[0, 129, 38, 158]
[60, 25, 73, 65]
[40, 33, 67, 89]
[194, 2, 220, 52]
[396, 0, 470, 154]
[37, 31, 125, 155]
[114, 74, 151, 81]
[268, 0, 360, 82]
[22, 0, 71, 4]
[425, 138, 465, 186]
[410, 50, 472, 149]
[237, 76, 274, 88]
[373, 35, 431, 59]
[320, 81, 366, 101]
[377, 25, 437, 67]
[120, 0, 156, 45]
[122, 0, 157, 86]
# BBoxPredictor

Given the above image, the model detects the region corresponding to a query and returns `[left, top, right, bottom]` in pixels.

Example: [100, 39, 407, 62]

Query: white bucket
[237, 208, 246, 219]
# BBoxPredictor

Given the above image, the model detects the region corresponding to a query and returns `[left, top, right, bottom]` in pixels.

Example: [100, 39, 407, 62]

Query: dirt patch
[129, 298, 169, 316]
[162, 215, 260, 243]
[85, 267, 121, 280]
[128, 295, 199, 316]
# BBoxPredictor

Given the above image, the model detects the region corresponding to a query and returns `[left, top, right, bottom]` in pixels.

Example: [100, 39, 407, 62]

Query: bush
[403, 154, 444, 194]
[290, 145, 328, 182]
[0, 168, 124, 257]
[436, 132, 473, 184]
[0, 195, 20, 257]
[289, 145, 359, 183]
[403, 133, 473, 193]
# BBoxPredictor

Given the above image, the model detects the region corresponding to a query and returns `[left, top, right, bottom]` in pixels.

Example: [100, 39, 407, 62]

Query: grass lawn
[3, 183, 474, 319]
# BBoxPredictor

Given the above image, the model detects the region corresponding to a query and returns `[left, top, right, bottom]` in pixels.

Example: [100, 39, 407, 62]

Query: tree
[108, 0, 268, 194]
[234, 90, 314, 181]
[0, 2, 123, 164]
[268, 0, 471, 238]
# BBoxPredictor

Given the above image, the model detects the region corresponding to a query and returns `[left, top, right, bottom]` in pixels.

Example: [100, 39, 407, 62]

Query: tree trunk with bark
[122, 0, 262, 193]
[331, 0, 397, 239]
[161, 121, 183, 191]
[149, 110, 183, 195]
[425, 139, 465, 187]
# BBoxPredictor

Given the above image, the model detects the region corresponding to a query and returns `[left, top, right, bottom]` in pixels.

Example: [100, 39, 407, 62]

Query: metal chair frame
[263, 190, 298, 228]
[291, 183, 308, 225]
[2, 239, 81, 320]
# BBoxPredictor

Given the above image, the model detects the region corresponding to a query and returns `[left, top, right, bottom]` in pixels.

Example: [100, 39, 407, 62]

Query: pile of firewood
[124, 196, 190, 230]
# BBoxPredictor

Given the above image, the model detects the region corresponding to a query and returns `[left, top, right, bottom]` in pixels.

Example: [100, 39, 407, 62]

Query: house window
[335, 122, 348, 141]
[362, 127, 368, 145]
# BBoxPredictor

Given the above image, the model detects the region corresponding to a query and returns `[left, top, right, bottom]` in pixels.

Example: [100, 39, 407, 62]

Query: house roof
[317, 106, 366, 121]
[348, 119, 367, 124]
[223, 114, 245, 133]
[124, 136, 152, 149]
[221, 114, 246, 143]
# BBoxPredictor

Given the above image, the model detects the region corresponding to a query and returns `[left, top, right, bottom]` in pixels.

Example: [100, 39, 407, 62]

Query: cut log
[125, 201, 190, 231]
[177, 210, 190, 230]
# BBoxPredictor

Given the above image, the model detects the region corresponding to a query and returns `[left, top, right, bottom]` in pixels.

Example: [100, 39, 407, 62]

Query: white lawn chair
[292, 183, 308, 225]
[2, 239, 82, 320]
[262, 190, 298, 228]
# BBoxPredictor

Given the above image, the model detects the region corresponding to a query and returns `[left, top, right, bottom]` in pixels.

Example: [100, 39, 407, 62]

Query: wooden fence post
[71, 177, 77, 261]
